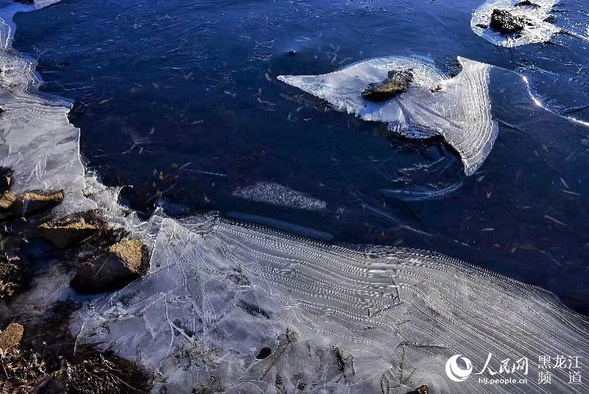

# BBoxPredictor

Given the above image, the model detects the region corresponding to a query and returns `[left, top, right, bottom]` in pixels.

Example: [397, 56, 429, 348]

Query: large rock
[0, 323, 24, 353]
[39, 211, 105, 249]
[71, 239, 149, 294]
[490, 9, 530, 34]
[361, 70, 413, 101]
[0, 190, 64, 218]
[16, 190, 64, 216]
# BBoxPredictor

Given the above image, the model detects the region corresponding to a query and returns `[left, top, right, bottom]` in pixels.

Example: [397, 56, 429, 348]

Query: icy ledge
[0, 2, 587, 394]
[278, 57, 498, 176]
[75, 214, 589, 393]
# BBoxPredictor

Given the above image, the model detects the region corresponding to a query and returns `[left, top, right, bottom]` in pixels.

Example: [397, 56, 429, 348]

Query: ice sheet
[278, 57, 498, 176]
[75, 214, 589, 393]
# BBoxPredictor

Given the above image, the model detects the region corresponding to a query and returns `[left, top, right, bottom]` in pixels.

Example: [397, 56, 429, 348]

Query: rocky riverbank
[0, 165, 153, 393]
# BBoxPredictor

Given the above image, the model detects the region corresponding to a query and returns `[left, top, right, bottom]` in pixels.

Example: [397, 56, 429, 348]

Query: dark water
[13, 0, 589, 313]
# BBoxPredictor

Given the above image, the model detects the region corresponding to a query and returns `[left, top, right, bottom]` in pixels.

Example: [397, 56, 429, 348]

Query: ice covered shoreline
[0, 1, 587, 393]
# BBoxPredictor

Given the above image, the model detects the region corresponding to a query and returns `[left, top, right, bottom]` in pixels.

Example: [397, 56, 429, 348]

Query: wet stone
[1, 190, 64, 218]
[0, 323, 24, 352]
[361, 70, 413, 102]
[490, 9, 530, 34]
[16, 190, 64, 216]
[71, 239, 149, 294]
[39, 211, 105, 249]
[515, 0, 540, 8]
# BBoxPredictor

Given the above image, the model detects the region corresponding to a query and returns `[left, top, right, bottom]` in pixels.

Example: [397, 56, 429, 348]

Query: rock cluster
[0, 169, 150, 298]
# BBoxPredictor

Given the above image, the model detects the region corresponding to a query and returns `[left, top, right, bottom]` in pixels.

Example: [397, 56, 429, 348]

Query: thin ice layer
[0, 1, 125, 218]
[233, 181, 327, 211]
[75, 214, 589, 393]
[471, 0, 560, 47]
[0, 0, 138, 312]
[278, 57, 498, 176]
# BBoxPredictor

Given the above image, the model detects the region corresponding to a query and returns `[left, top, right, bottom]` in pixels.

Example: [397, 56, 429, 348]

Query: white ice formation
[233, 181, 327, 211]
[471, 0, 560, 47]
[0, 2, 587, 394]
[74, 214, 589, 393]
[278, 57, 498, 176]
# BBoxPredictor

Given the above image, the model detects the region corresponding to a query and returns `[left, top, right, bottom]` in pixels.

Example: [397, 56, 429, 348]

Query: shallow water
[12, 0, 589, 313]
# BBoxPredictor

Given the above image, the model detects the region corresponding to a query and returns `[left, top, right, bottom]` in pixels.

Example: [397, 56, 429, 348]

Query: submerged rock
[0, 323, 24, 353]
[490, 9, 529, 34]
[39, 211, 105, 249]
[361, 70, 413, 101]
[72, 239, 148, 294]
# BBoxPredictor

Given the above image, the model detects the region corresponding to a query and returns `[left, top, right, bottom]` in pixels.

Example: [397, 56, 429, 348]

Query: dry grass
[0, 343, 152, 393]
[0, 347, 48, 393]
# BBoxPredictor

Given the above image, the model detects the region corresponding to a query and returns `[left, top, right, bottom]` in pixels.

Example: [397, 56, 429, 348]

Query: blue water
[13, 0, 589, 313]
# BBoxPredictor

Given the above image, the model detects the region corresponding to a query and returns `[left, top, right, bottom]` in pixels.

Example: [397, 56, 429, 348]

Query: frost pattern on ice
[278, 57, 498, 176]
[75, 214, 589, 393]
[233, 181, 327, 211]
[471, 0, 560, 47]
